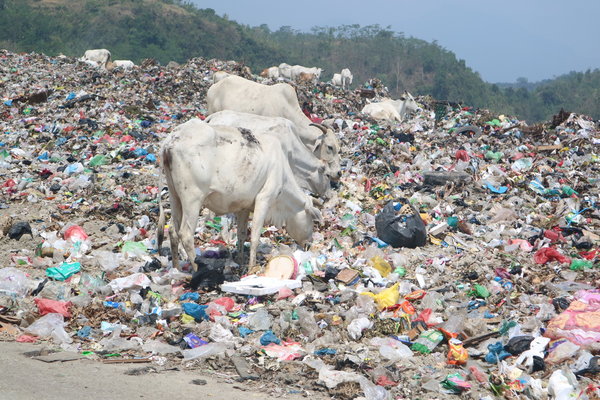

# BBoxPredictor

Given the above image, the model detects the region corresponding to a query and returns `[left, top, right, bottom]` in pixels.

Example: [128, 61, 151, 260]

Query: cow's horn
[309, 123, 328, 134]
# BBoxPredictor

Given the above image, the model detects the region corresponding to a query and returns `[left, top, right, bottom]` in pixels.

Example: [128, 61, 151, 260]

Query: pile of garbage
[1, 49, 599, 399]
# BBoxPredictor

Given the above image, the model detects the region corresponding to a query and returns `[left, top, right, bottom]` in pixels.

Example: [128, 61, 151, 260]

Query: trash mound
[0, 49, 599, 399]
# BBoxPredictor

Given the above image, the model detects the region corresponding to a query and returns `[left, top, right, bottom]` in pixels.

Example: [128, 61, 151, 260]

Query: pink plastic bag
[544, 290, 600, 349]
[64, 225, 88, 242]
[34, 298, 72, 318]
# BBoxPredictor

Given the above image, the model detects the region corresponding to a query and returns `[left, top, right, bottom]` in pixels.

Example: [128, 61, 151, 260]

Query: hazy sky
[190, 0, 600, 83]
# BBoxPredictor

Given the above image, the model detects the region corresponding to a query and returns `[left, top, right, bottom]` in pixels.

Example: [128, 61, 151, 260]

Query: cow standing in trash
[361, 91, 419, 122]
[206, 75, 341, 180]
[206, 110, 332, 197]
[332, 68, 353, 90]
[80, 49, 111, 69]
[157, 119, 322, 271]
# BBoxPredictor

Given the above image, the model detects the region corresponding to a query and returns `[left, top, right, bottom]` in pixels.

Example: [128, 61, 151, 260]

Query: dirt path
[0, 342, 320, 400]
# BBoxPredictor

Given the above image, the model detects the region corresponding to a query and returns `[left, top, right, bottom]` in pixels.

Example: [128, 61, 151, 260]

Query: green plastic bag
[46, 262, 81, 281]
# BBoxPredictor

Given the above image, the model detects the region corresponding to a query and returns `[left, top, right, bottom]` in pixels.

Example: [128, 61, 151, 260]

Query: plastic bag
[375, 200, 426, 248]
[108, 273, 151, 292]
[46, 262, 81, 281]
[247, 308, 272, 331]
[544, 290, 600, 349]
[361, 282, 399, 309]
[34, 298, 72, 317]
[25, 313, 72, 344]
[0, 267, 31, 297]
[347, 317, 372, 340]
[181, 342, 229, 360]
[533, 247, 570, 264]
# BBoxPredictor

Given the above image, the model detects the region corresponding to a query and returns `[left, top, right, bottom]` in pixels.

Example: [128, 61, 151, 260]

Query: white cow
[278, 63, 293, 80]
[331, 73, 342, 87]
[260, 66, 280, 80]
[206, 75, 341, 179]
[81, 49, 111, 68]
[341, 68, 353, 89]
[113, 60, 135, 69]
[158, 119, 322, 270]
[290, 65, 322, 81]
[206, 110, 331, 197]
[361, 91, 419, 122]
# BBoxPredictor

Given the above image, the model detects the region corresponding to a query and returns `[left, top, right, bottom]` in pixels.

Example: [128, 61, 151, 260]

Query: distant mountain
[1, 0, 598, 122]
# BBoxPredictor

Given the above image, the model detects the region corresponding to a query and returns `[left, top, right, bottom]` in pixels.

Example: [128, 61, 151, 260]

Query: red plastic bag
[34, 298, 72, 318]
[455, 150, 470, 162]
[213, 297, 235, 312]
[63, 225, 88, 242]
[533, 247, 570, 264]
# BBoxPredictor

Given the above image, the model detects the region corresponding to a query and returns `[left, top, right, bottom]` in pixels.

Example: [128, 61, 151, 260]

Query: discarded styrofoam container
[221, 276, 301, 296]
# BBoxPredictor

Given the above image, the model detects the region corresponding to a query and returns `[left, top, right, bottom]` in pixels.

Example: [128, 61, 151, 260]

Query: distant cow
[298, 72, 316, 83]
[158, 119, 322, 270]
[206, 75, 341, 179]
[81, 49, 111, 69]
[206, 110, 331, 197]
[278, 63, 293, 80]
[361, 91, 419, 122]
[113, 60, 135, 69]
[291, 65, 322, 81]
[341, 68, 353, 89]
[331, 68, 353, 89]
[260, 66, 280, 80]
[331, 73, 342, 87]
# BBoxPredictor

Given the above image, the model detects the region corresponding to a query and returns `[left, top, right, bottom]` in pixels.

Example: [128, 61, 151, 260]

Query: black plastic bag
[504, 335, 535, 355]
[375, 200, 426, 248]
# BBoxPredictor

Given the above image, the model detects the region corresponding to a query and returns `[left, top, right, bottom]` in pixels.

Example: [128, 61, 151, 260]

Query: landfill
[0, 49, 599, 399]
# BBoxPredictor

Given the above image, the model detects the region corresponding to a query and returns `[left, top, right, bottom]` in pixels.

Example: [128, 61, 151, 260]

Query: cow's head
[286, 198, 323, 249]
[399, 91, 419, 116]
[310, 123, 341, 181]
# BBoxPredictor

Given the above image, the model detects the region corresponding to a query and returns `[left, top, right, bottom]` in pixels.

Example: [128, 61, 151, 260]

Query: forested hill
[1, 0, 599, 122]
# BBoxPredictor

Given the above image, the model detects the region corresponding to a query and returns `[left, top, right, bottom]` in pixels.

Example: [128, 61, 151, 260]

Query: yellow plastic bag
[361, 282, 399, 309]
[369, 256, 391, 277]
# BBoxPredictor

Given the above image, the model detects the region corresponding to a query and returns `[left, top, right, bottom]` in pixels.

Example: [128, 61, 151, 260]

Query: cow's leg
[178, 194, 204, 272]
[235, 210, 249, 266]
[167, 187, 183, 270]
[247, 196, 272, 275]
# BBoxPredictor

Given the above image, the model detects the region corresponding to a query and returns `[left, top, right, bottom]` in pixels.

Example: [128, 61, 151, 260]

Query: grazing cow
[341, 68, 353, 89]
[113, 60, 135, 69]
[331, 69, 353, 89]
[212, 71, 230, 83]
[81, 49, 111, 68]
[206, 75, 341, 179]
[331, 73, 342, 87]
[206, 110, 331, 197]
[260, 66, 280, 80]
[361, 91, 419, 122]
[158, 119, 322, 270]
[278, 63, 293, 80]
[298, 72, 316, 83]
[290, 65, 322, 81]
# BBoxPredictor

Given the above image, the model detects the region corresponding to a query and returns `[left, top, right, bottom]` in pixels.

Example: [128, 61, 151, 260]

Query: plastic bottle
[411, 329, 444, 354]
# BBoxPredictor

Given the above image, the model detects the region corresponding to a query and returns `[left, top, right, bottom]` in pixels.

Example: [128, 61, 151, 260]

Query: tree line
[1, 0, 598, 122]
